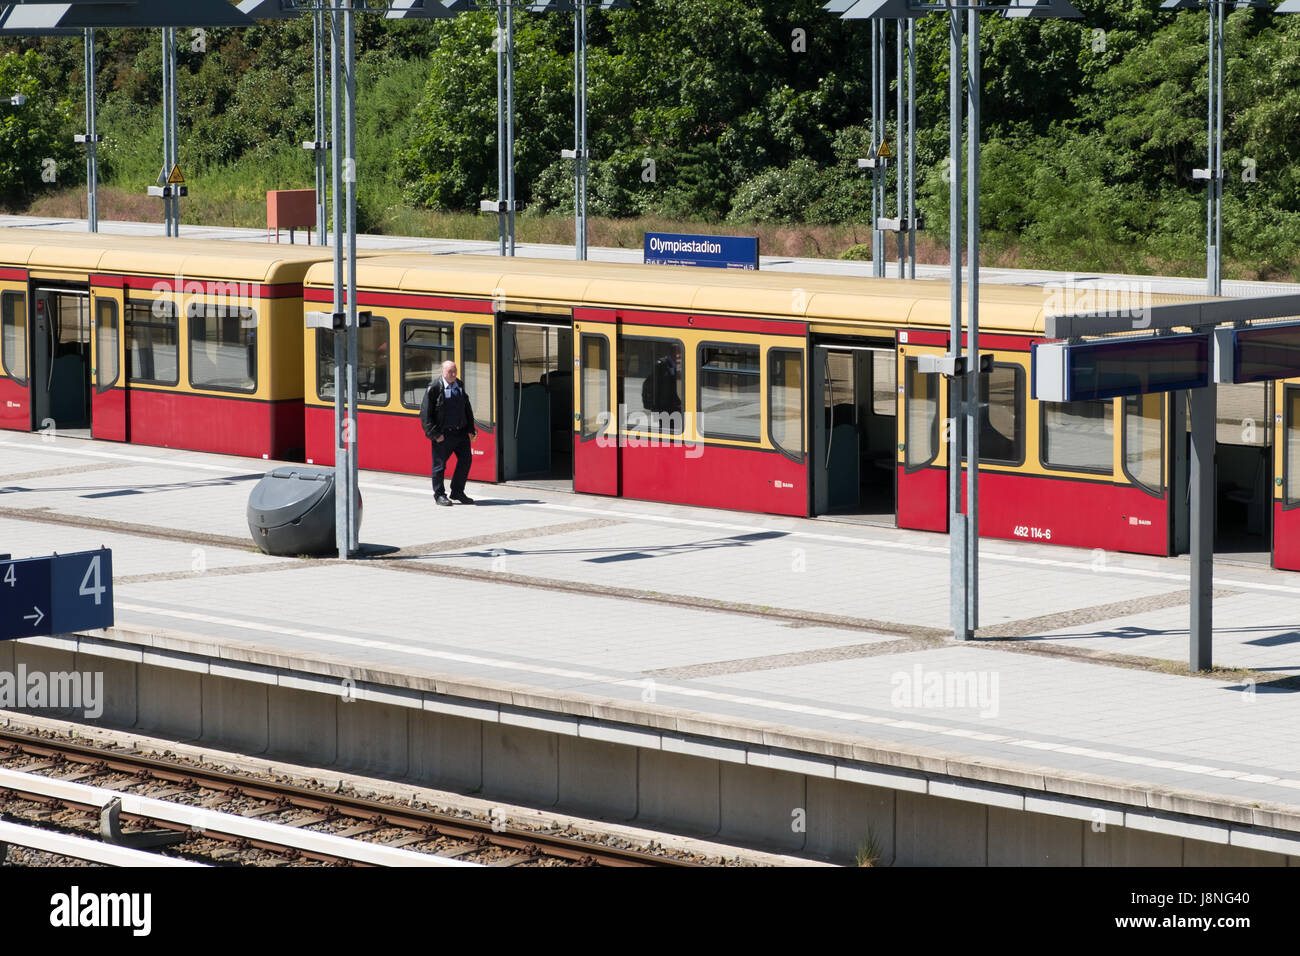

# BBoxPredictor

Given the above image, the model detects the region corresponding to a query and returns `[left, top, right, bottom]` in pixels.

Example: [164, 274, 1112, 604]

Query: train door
[90, 282, 127, 441]
[811, 341, 897, 520]
[500, 317, 574, 487]
[1274, 383, 1300, 571]
[0, 278, 28, 430]
[573, 317, 618, 496]
[1169, 383, 1273, 562]
[895, 339, 949, 533]
[1213, 382, 1273, 560]
[31, 287, 92, 437]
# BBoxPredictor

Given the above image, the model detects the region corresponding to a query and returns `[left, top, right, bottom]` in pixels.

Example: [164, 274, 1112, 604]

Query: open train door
[573, 313, 618, 496]
[90, 277, 127, 441]
[895, 335, 949, 533]
[1275, 382, 1300, 570]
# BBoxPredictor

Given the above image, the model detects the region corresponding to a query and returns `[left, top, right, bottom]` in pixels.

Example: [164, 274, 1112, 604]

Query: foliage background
[1, 0, 1297, 277]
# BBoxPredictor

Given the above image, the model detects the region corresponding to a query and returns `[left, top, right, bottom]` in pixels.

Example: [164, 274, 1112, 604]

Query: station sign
[1032, 333, 1210, 403]
[0, 549, 113, 641]
[644, 232, 759, 270]
[1213, 322, 1300, 385]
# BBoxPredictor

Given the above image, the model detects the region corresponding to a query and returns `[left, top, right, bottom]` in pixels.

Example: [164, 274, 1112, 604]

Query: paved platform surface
[2, 432, 1300, 821]
[4, 213, 1300, 298]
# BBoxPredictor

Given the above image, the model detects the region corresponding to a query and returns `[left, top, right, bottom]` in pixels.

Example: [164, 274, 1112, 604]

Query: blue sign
[1033, 334, 1210, 403]
[0, 549, 113, 641]
[644, 232, 759, 270]
[1214, 322, 1300, 385]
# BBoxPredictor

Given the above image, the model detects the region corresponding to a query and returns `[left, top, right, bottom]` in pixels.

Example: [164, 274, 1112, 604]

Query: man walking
[420, 359, 478, 506]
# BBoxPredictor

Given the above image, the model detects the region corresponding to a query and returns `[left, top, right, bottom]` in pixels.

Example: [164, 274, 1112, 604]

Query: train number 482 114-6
[1012, 525, 1052, 541]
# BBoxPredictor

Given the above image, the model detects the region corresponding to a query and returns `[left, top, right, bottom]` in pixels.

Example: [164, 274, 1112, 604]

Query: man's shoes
[435, 493, 453, 507]
[451, 492, 475, 505]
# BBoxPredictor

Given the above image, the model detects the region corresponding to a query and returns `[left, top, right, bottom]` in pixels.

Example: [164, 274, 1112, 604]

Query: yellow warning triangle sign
[166, 164, 185, 185]
[877, 138, 892, 159]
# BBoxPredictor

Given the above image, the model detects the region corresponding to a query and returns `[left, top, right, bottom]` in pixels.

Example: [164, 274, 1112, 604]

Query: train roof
[305, 253, 1205, 336]
[0, 228, 335, 284]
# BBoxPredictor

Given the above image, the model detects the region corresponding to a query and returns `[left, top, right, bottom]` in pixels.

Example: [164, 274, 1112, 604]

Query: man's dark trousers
[432, 430, 472, 497]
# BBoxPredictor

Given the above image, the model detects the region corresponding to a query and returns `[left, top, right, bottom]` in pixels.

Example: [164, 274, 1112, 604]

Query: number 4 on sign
[4, 564, 14, 587]
[80, 555, 105, 605]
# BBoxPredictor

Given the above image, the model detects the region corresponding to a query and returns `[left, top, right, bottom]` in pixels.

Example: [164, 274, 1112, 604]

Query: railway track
[0, 728, 699, 867]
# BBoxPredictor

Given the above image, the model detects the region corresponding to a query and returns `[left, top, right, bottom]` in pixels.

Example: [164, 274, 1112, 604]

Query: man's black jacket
[419, 377, 478, 442]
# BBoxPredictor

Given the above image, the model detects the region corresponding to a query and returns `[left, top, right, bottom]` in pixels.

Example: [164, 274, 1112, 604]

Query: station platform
[3, 431, 1300, 865]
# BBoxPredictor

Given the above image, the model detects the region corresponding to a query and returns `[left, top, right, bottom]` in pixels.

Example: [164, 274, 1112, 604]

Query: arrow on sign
[24, 607, 44, 627]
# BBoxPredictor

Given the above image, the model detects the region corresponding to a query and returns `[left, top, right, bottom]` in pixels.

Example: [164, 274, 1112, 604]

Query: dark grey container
[247, 466, 362, 556]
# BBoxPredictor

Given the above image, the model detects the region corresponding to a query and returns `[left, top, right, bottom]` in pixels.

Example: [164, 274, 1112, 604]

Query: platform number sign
[0, 548, 114, 641]
[79, 554, 106, 604]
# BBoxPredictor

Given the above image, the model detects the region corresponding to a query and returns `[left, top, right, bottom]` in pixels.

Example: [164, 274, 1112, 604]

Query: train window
[958, 363, 1024, 465]
[1, 291, 26, 384]
[768, 348, 803, 460]
[461, 324, 493, 430]
[872, 351, 896, 416]
[1216, 382, 1272, 446]
[400, 320, 453, 408]
[1123, 393, 1164, 497]
[1041, 399, 1114, 474]
[188, 305, 256, 393]
[621, 336, 684, 435]
[904, 357, 939, 472]
[126, 300, 179, 386]
[697, 343, 760, 442]
[1287, 388, 1300, 509]
[316, 316, 390, 406]
[95, 298, 119, 393]
[580, 334, 609, 441]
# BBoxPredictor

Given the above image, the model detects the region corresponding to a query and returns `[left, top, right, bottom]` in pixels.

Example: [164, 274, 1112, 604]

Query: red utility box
[267, 189, 317, 244]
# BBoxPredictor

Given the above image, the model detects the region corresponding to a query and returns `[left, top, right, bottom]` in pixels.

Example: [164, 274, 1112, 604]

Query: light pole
[80, 29, 101, 232]
[1162, 0, 1279, 297]
[832, 0, 1081, 641]
[834, 1, 921, 278]
[471, 1, 517, 255]
[261, 0, 467, 559]
[530, 0, 626, 261]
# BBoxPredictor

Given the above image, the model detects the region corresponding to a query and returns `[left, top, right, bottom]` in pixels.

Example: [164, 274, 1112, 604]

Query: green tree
[0, 50, 79, 207]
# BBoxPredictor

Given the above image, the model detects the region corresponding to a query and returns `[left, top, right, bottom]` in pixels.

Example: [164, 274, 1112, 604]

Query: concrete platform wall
[3, 639, 1297, 867]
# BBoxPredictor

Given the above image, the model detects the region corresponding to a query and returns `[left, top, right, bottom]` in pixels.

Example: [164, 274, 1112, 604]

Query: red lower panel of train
[1275, 501, 1300, 571]
[967, 470, 1170, 556]
[304, 405, 499, 484]
[128, 390, 304, 461]
[899, 466, 1170, 556]
[92, 385, 127, 442]
[619, 441, 807, 517]
[573, 433, 617, 496]
[0, 377, 27, 431]
[897, 464, 947, 533]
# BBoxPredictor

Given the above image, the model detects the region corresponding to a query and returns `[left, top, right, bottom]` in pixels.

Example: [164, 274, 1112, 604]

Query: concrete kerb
[14, 626, 1300, 855]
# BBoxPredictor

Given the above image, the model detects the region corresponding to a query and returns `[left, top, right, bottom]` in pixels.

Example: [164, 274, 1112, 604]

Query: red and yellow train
[1, 228, 1296, 571]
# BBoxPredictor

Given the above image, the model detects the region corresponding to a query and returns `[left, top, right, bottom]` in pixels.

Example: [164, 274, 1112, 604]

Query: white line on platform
[113, 598, 1299, 791]
[5, 438, 1299, 596]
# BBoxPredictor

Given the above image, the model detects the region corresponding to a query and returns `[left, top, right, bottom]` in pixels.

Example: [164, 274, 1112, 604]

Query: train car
[0, 229, 333, 459]
[301, 253, 1300, 569]
[1275, 380, 1300, 571]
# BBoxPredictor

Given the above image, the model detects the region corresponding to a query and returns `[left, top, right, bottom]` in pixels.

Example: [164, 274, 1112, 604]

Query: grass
[855, 827, 882, 867]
